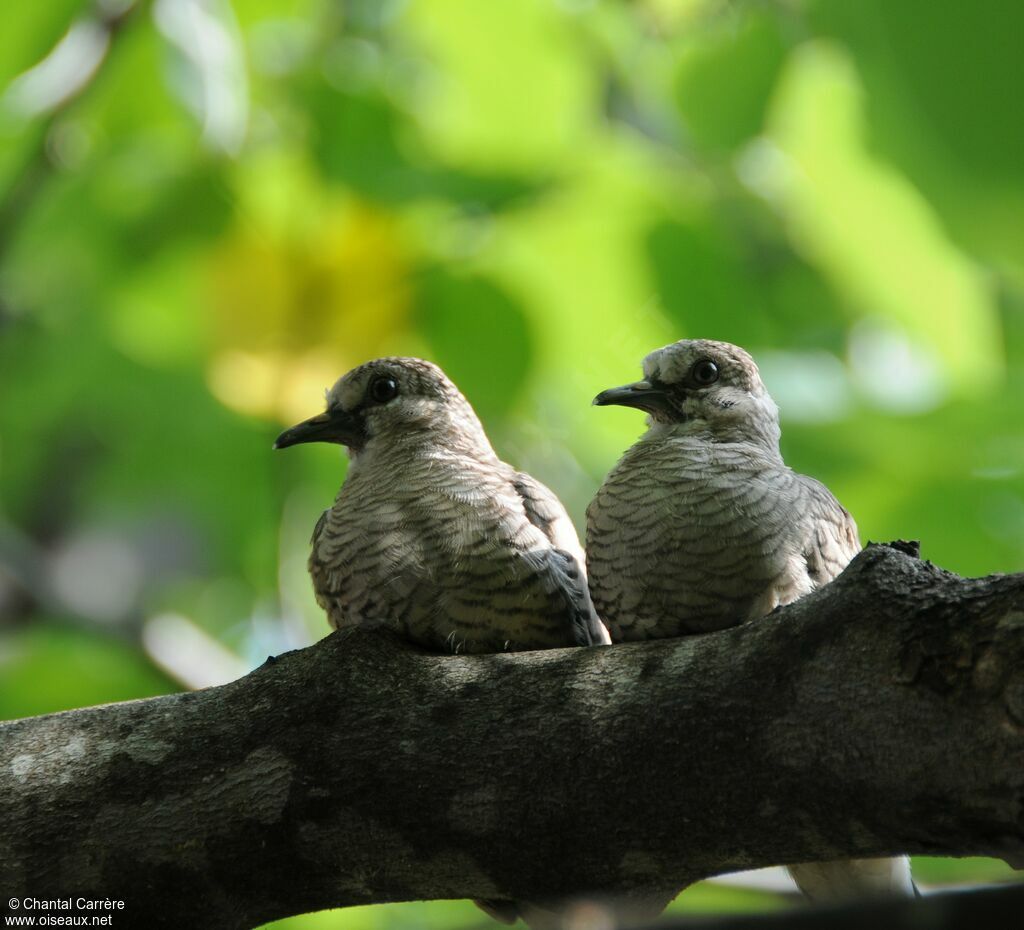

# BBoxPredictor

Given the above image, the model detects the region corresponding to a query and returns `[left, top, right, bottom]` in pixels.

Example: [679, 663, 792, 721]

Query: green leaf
[808, 0, 1024, 278]
[673, 10, 788, 152]
[0, 0, 89, 89]
[258, 899, 483, 929]
[0, 625, 176, 721]
[911, 857, 1021, 885]
[308, 83, 547, 208]
[646, 216, 772, 345]
[764, 42, 1003, 394]
[416, 268, 533, 423]
[398, 0, 596, 172]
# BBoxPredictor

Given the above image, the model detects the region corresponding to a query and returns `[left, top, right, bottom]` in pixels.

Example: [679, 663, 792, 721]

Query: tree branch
[2, 543, 1022, 928]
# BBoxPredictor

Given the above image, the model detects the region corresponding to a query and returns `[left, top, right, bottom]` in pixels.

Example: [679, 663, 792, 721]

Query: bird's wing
[797, 475, 861, 586]
[310, 509, 329, 548]
[510, 472, 583, 557]
[308, 509, 331, 590]
[308, 509, 347, 628]
[511, 471, 611, 647]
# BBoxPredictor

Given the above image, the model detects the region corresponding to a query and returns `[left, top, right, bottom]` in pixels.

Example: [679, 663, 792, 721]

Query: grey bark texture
[1, 542, 1023, 929]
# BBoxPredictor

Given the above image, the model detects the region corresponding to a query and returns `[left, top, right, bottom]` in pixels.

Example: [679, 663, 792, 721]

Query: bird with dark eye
[691, 359, 719, 386]
[369, 375, 399, 403]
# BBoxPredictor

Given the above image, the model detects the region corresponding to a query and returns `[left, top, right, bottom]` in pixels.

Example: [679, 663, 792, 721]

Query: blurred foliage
[1, 0, 1022, 923]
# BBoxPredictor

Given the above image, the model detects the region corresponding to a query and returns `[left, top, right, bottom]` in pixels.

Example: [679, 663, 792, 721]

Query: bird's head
[274, 357, 487, 456]
[593, 339, 781, 447]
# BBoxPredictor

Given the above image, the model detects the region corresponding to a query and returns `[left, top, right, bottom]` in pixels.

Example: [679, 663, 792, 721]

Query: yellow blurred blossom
[205, 198, 412, 421]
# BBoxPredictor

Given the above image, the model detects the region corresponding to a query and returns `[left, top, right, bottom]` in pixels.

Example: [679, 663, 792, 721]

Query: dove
[275, 356, 609, 655]
[586, 338, 914, 901]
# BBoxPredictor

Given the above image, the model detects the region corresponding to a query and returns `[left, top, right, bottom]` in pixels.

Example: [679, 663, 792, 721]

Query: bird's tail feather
[788, 855, 915, 901]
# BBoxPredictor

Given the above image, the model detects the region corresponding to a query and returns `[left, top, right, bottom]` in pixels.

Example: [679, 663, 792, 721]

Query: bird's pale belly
[589, 471, 804, 640]
[313, 544, 577, 654]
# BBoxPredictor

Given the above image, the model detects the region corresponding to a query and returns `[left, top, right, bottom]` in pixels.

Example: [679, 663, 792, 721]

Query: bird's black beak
[273, 409, 365, 450]
[592, 380, 677, 417]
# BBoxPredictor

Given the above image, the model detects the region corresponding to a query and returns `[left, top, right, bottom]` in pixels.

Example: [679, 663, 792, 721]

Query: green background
[1, 0, 1021, 924]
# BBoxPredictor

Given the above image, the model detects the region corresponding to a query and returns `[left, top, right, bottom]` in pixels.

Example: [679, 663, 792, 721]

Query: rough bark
[1, 543, 1023, 929]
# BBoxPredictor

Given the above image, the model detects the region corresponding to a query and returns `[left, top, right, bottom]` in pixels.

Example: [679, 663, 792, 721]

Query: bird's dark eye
[691, 359, 719, 386]
[369, 376, 399, 404]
